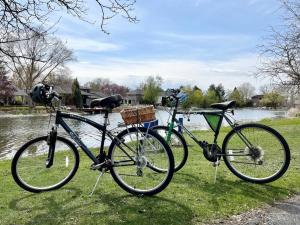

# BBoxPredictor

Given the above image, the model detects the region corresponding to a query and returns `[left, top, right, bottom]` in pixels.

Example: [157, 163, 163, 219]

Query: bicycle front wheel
[152, 125, 188, 172]
[108, 127, 174, 196]
[222, 123, 290, 183]
[11, 136, 79, 192]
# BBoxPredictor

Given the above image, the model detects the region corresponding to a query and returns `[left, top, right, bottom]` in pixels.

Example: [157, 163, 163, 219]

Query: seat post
[103, 109, 109, 127]
[100, 109, 109, 155]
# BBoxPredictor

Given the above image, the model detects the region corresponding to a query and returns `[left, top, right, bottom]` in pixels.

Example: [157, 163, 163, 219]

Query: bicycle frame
[166, 107, 254, 156]
[50, 109, 156, 168]
[53, 110, 115, 164]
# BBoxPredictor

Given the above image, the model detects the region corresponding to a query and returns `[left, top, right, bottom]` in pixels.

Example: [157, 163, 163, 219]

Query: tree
[215, 84, 225, 101]
[85, 78, 129, 96]
[237, 82, 256, 102]
[45, 68, 73, 89]
[0, 0, 137, 59]
[86, 78, 111, 91]
[260, 91, 284, 108]
[228, 87, 245, 107]
[259, 84, 273, 95]
[203, 89, 219, 108]
[191, 89, 204, 107]
[142, 76, 163, 105]
[259, 0, 300, 91]
[4, 30, 74, 92]
[0, 62, 15, 104]
[181, 86, 194, 109]
[72, 78, 83, 108]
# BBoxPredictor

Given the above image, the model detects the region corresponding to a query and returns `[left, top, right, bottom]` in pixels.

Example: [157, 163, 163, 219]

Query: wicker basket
[120, 105, 156, 125]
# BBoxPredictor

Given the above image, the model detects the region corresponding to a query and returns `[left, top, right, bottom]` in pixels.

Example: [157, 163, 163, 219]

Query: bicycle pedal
[90, 162, 105, 170]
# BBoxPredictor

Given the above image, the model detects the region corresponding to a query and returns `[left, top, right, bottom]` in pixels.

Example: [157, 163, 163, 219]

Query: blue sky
[54, 0, 282, 91]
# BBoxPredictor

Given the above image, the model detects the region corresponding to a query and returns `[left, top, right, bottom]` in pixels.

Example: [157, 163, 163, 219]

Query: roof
[13, 89, 28, 96]
[54, 86, 72, 95]
[90, 91, 107, 98]
[80, 90, 92, 96]
[251, 95, 264, 99]
[127, 89, 143, 96]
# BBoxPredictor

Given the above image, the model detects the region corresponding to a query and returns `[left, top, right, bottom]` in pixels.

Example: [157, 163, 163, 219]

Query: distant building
[12, 88, 31, 105]
[79, 87, 106, 107]
[251, 95, 264, 107]
[124, 89, 143, 105]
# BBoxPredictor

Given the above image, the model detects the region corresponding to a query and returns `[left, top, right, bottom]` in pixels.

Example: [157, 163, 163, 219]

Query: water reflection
[0, 109, 286, 159]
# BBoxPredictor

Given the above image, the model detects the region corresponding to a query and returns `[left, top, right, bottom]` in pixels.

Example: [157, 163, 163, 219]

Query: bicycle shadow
[9, 187, 193, 225]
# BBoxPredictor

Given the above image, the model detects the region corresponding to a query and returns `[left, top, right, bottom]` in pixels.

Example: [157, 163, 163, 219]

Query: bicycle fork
[46, 125, 58, 168]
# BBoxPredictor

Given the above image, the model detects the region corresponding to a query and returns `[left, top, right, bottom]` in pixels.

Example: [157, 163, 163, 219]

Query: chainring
[203, 143, 222, 162]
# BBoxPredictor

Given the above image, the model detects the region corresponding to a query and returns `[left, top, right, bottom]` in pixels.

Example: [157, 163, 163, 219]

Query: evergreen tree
[72, 78, 83, 108]
[0, 62, 15, 104]
[216, 84, 225, 101]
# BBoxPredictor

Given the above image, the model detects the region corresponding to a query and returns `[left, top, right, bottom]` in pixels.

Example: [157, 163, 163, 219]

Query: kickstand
[213, 159, 220, 184]
[89, 168, 105, 196]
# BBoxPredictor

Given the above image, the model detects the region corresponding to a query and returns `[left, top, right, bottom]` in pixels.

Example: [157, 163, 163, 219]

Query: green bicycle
[152, 89, 290, 183]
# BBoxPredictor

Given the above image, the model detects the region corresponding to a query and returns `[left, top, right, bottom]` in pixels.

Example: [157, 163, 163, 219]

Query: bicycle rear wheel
[152, 125, 188, 172]
[222, 123, 290, 183]
[11, 136, 79, 192]
[108, 127, 174, 196]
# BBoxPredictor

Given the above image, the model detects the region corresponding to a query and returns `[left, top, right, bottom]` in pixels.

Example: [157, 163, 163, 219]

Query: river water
[0, 108, 286, 159]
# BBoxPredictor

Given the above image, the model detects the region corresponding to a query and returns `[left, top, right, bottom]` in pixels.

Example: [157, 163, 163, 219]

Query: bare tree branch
[5, 28, 75, 91]
[258, 0, 300, 92]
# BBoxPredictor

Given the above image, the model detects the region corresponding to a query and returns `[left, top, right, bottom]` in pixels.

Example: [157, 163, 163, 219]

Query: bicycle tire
[108, 127, 174, 196]
[222, 123, 290, 183]
[11, 136, 79, 192]
[152, 125, 188, 172]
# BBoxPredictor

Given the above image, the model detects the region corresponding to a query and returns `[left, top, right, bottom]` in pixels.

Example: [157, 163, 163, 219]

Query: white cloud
[156, 32, 252, 42]
[58, 36, 122, 52]
[68, 54, 268, 90]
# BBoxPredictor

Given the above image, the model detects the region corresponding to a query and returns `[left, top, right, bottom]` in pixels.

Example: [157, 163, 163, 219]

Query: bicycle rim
[223, 124, 289, 182]
[109, 128, 174, 195]
[13, 137, 78, 191]
[153, 126, 188, 172]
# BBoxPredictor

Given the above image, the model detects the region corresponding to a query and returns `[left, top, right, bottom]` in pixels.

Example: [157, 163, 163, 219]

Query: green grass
[0, 118, 300, 225]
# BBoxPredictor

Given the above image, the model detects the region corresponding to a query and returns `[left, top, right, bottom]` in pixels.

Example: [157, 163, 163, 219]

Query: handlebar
[51, 91, 62, 100]
[162, 88, 188, 106]
[44, 84, 62, 102]
[168, 88, 181, 97]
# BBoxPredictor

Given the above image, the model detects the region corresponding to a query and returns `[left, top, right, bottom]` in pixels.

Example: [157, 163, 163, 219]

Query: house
[12, 88, 31, 105]
[123, 89, 143, 105]
[79, 87, 106, 107]
[251, 95, 264, 107]
[55, 86, 106, 107]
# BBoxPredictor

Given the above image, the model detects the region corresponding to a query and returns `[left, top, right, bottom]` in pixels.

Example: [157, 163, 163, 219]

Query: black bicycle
[153, 89, 290, 183]
[11, 84, 174, 196]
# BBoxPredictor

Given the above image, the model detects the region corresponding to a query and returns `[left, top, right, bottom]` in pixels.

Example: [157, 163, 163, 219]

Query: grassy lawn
[0, 118, 299, 225]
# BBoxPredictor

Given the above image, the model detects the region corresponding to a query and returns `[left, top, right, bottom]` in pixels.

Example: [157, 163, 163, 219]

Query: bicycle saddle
[210, 101, 236, 110]
[91, 94, 123, 109]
